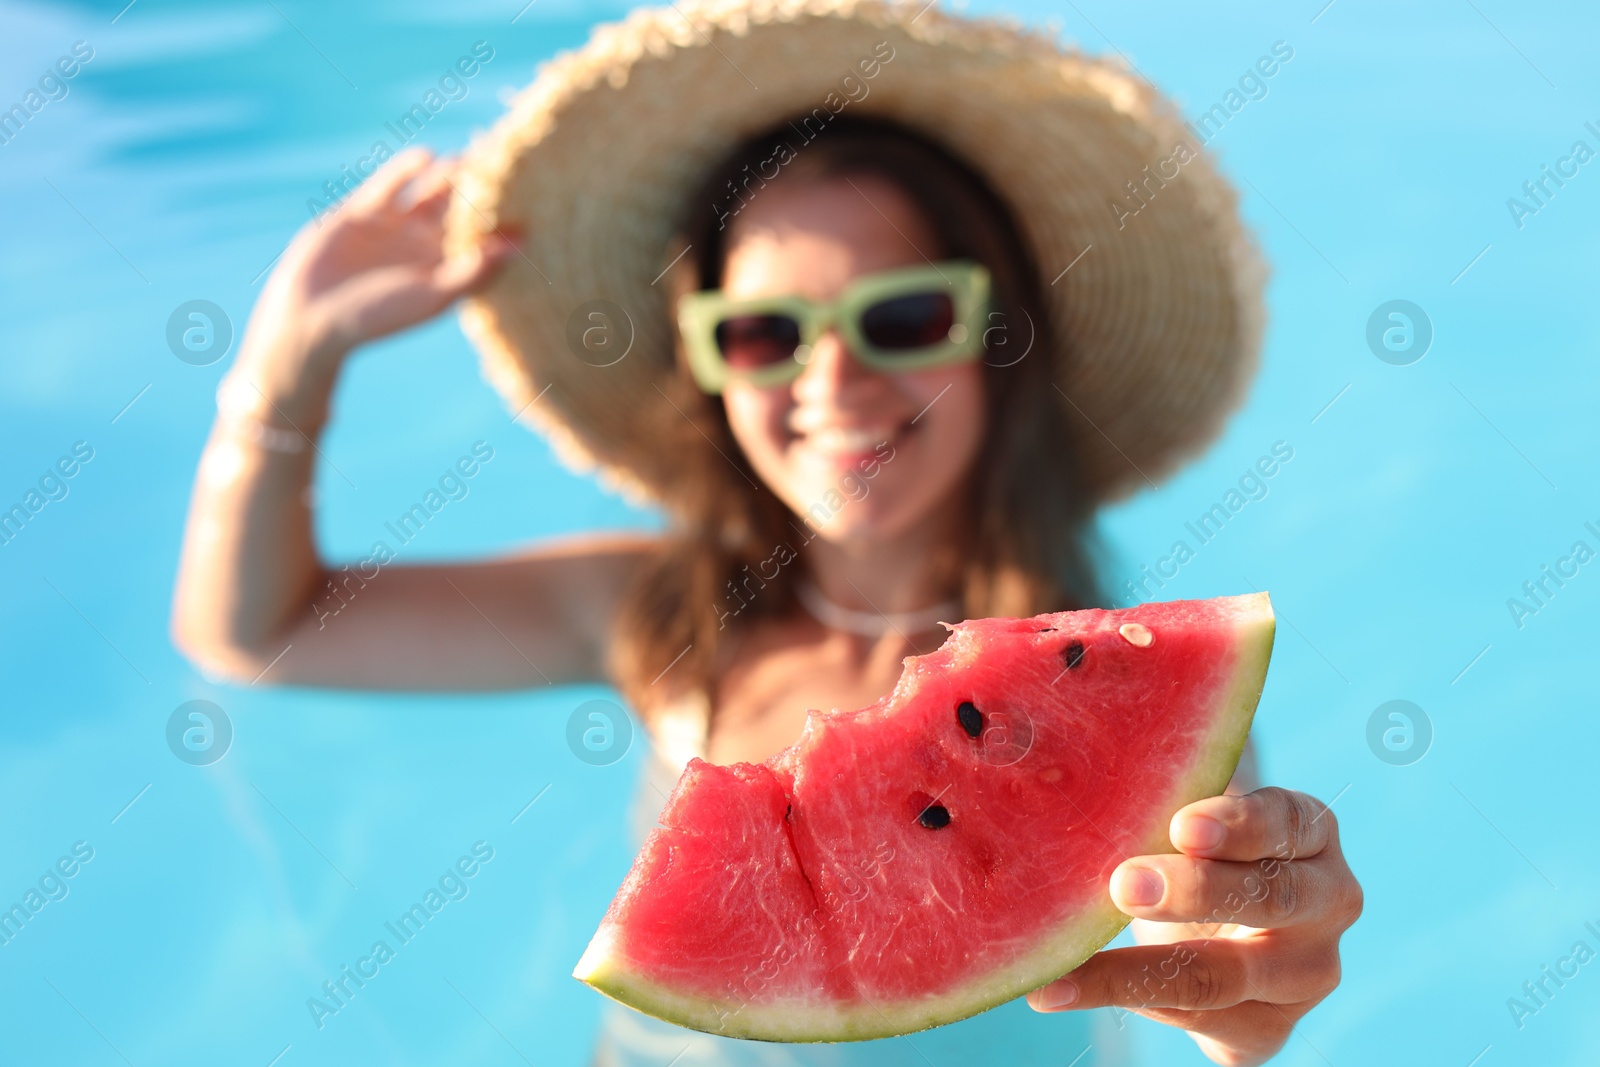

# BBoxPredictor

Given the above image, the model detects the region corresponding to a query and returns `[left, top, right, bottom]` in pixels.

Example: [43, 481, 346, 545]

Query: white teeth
[807, 427, 894, 454]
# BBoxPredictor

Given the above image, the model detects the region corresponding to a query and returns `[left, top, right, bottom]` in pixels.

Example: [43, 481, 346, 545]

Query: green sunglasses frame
[676, 259, 993, 393]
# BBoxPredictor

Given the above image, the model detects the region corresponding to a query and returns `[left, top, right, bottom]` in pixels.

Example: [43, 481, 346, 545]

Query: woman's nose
[791, 326, 875, 402]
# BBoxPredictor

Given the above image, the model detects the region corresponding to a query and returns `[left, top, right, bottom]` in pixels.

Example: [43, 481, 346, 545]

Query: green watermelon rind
[575, 593, 1276, 1042]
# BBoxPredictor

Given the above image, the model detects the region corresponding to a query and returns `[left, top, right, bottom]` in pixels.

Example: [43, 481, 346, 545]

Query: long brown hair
[608, 115, 1104, 720]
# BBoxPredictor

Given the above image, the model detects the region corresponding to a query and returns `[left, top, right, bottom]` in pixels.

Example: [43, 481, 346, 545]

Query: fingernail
[1031, 981, 1078, 1011]
[1113, 864, 1164, 907]
[1175, 814, 1225, 853]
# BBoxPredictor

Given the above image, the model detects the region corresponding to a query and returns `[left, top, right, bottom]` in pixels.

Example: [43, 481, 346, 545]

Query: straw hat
[446, 0, 1269, 508]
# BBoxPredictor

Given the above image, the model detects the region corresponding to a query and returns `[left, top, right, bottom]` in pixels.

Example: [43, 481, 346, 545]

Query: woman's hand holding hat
[229, 146, 521, 427]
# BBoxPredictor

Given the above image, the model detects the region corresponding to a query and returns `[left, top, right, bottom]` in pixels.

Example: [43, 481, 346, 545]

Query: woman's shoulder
[503, 527, 664, 565]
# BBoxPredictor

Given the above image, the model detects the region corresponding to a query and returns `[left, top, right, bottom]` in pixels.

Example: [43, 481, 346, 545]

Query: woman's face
[717, 175, 987, 546]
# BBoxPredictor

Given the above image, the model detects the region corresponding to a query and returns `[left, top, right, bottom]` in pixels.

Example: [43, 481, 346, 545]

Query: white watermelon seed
[1118, 622, 1153, 647]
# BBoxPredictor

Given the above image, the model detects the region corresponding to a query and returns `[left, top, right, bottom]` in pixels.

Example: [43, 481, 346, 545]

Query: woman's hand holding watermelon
[1028, 786, 1363, 1066]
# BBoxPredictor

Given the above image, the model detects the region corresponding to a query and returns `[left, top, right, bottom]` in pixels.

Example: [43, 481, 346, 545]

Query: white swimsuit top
[589, 692, 1128, 1067]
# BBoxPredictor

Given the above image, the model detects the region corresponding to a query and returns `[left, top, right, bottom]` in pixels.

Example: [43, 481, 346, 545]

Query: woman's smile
[788, 419, 903, 467]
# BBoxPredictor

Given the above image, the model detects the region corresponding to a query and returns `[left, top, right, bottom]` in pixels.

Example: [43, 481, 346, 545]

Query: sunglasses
[676, 260, 992, 393]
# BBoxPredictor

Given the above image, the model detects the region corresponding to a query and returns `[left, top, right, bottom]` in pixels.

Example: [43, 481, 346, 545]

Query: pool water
[2, 0, 1598, 1064]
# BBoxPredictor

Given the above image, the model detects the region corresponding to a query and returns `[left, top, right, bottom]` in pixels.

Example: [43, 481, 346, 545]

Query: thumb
[431, 244, 491, 299]
[432, 233, 518, 299]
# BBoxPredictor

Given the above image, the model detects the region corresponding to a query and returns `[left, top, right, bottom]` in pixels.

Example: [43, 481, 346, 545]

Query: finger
[1109, 853, 1345, 929]
[399, 158, 459, 213]
[346, 146, 436, 212]
[1027, 935, 1337, 1013]
[1170, 786, 1337, 863]
[1125, 999, 1308, 1067]
[1029, 940, 1251, 1013]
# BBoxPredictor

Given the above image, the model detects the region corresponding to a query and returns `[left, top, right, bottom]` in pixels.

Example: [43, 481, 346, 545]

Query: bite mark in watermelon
[575, 593, 1276, 1041]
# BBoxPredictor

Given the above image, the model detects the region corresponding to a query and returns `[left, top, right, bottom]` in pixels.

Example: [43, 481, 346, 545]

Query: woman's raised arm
[171, 147, 650, 691]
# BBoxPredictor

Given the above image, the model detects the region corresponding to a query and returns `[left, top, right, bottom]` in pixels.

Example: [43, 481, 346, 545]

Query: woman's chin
[788, 498, 921, 550]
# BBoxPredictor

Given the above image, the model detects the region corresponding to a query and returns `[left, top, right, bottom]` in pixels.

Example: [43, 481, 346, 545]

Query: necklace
[794, 576, 962, 639]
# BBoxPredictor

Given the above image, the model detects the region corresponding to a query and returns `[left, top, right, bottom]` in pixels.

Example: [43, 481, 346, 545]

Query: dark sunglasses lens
[861, 292, 955, 352]
[715, 314, 802, 369]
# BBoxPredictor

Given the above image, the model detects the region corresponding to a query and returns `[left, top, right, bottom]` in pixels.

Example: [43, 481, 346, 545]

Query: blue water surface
[2, 0, 1597, 1064]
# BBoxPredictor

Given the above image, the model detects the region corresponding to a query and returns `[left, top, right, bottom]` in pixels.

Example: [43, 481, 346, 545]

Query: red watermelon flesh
[575, 593, 1275, 1041]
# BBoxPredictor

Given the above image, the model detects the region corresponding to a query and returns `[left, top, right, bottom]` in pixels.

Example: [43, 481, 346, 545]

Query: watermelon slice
[575, 593, 1275, 1041]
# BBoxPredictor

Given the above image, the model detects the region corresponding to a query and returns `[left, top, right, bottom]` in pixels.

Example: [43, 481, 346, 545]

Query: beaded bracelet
[214, 377, 314, 455]
[219, 415, 310, 454]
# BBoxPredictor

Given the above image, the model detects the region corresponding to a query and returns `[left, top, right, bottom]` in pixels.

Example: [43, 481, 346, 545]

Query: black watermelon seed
[956, 701, 983, 738]
[917, 803, 952, 829]
[1063, 640, 1086, 670]
[1036, 626, 1056, 633]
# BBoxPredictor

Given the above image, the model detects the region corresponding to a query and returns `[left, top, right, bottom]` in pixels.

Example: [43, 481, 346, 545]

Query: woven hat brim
[447, 0, 1270, 507]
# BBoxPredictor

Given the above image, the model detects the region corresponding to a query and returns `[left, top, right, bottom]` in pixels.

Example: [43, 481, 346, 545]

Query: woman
[173, 2, 1360, 1064]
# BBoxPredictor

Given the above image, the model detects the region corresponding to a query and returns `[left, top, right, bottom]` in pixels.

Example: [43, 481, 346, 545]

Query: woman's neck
[798, 504, 969, 636]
